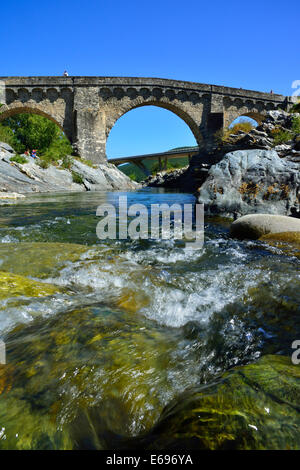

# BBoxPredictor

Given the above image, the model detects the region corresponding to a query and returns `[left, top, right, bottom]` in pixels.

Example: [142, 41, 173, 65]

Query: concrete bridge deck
[109, 146, 199, 175]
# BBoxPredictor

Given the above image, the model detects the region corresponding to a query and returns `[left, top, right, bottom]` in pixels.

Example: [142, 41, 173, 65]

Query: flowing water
[0, 189, 299, 449]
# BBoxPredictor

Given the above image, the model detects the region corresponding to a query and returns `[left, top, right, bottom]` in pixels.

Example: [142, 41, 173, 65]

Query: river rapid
[0, 189, 299, 449]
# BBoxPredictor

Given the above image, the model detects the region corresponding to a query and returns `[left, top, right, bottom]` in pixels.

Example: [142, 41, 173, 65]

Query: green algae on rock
[259, 231, 300, 258]
[0, 271, 61, 300]
[260, 231, 300, 244]
[0, 394, 73, 450]
[1, 303, 188, 449]
[129, 355, 300, 450]
[0, 243, 90, 279]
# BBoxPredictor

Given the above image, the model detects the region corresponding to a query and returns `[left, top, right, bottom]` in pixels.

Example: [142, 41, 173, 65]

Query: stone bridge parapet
[0, 76, 293, 163]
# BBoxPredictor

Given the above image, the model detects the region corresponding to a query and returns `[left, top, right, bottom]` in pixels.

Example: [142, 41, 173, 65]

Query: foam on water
[40, 239, 266, 328]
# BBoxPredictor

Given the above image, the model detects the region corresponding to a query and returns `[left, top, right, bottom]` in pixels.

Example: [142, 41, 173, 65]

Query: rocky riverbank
[0, 142, 138, 195]
[144, 110, 300, 218]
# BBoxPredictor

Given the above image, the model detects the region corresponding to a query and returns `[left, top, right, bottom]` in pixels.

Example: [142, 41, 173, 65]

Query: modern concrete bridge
[0, 76, 294, 163]
[109, 146, 199, 176]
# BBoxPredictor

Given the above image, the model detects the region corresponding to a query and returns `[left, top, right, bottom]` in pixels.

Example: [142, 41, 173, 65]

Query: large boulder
[230, 213, 300, 239]
[198, 149, 300, 217]
[71, 159, 138, 190]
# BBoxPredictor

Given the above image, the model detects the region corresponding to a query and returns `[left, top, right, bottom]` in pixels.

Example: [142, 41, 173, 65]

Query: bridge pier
[72, 108, 107, 163]
[72, 86, 107, 164]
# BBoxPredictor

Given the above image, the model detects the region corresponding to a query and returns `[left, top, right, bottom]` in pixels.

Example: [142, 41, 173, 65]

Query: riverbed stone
[230, 214, 300, 239]
[0, 271, 61, 300]
[0, 242, 91, 279]
[130, 355, 300, 450]
[258, 231, 300, 258]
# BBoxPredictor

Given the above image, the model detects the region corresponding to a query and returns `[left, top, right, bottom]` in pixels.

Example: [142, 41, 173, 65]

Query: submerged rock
[129, 355, 300, 450]
[0, 271, 61, 300]
[260, 231, 300, 244]
[0, 242, 90, 279]
[0, 304, 186, 449]
[198, 150, 300, 217]
[259, 231, 300, 258]
[230, 214, 300, 239]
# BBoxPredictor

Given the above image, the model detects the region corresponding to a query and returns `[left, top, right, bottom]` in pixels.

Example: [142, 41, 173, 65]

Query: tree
[1, 114, 57, 153]
[0, 113, 72, 161]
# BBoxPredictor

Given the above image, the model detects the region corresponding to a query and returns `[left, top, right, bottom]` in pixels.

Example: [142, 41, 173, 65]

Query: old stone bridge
[0, 76, 294, 163]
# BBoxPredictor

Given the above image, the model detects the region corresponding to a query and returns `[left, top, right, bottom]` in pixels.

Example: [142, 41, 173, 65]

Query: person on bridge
[63, 70, 69, 77]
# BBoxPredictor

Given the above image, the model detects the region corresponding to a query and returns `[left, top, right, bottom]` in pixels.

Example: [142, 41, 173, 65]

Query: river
[0, 188, 299, 449]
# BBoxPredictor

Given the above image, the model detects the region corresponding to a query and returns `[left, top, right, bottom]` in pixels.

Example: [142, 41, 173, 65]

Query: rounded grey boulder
[230, 214, 300, 239]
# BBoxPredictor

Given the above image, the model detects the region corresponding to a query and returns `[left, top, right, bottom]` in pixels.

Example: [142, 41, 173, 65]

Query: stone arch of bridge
[227, 111, 267, 128]
[224, 109, 268, 128]
[0, 104, 72, 142]
[105, 100, 204, 151]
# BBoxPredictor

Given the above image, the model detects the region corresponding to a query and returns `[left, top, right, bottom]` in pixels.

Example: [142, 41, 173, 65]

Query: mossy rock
[260, 231, 300, 244]
[0, 271, 61, 300]
[1, 304, 184, 448]
[116, 288, 150, 312]
[259, 231, 300, 258]
[128, 355, 300, 450]
[0, 242, 90, 279]
[0, 394, 73, 449]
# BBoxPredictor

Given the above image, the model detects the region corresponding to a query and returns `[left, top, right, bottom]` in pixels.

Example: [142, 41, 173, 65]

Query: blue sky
[1, 0, 299, 157]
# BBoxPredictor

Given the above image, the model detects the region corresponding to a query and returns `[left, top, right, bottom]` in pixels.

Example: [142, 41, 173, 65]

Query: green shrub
[72, 171, 84, 185]
[290, 101, 300, 113]
[217, 119, 255, 144]
[128, 172, 138, 181]
[74, 156, 97, 168]
[61, 155, 73, 169]
[272, 127, 291, 145]
[291, 115, 300, 135]
[42, 134, 73, 163]
[10, 154, 28, 164]
[230, 121, 254, 134]
[151, 160, 173, 174]
[37, 158, 50, 169]
[0, 123, 18, 150]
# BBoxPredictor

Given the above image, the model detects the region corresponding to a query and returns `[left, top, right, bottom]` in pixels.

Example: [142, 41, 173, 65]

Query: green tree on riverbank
[0, 113, 72, 163]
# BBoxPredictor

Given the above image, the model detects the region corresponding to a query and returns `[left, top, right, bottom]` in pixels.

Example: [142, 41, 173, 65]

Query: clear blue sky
[1, 0, 299, 157]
